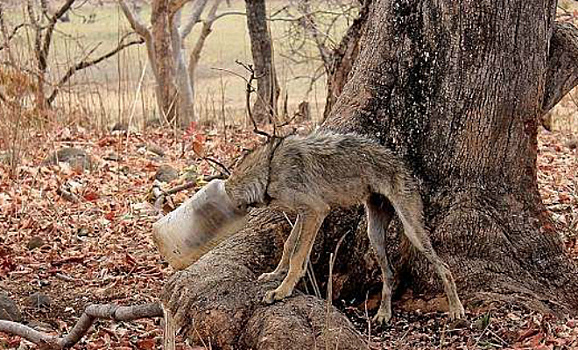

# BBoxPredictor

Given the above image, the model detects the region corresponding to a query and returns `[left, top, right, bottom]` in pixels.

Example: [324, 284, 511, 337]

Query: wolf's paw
[449, 301, 466, 320]
[262, 286, 292, 304]
[372, 308, 392, 326]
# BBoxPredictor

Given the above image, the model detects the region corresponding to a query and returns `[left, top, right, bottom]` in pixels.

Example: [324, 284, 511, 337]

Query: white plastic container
[152, 179, 246, 270]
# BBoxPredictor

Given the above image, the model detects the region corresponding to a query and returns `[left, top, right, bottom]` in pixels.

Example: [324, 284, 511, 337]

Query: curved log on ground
[0, 303, 163, 349]
[163, 209, 366, 349]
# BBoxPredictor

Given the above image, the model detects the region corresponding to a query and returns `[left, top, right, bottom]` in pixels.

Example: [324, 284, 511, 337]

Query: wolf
[224, 130, 465, 324]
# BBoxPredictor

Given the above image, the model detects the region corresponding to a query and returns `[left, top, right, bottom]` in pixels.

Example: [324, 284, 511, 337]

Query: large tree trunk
[324, 0, 578, 312]
[245, 0, 279, 124]
[163, 0, 578, 348]
[164, 210, 366, 350]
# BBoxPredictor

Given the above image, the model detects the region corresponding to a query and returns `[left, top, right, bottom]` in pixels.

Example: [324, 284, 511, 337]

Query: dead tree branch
[188, 0, 222, 80]
[47, 35, 145, 104]
[0, 4, 25, 56]
[235, 60, 272, 139]
[118, 0, 151, 39]
[39, 0, 76, 71]
[0, 302, 163, 349]
[180, 0, 210, 39]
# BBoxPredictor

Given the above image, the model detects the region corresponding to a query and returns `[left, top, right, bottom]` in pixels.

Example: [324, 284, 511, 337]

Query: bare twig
[47, 35, 145, 104]
[163, 307, 176, 350]
[235, 60, 273, 139]
[151, 173, 226, 215]
[0, 303, 163, 349]
[39, 0, 76, 71]
[56, 186, 80, 203]
[211, 64, 271, 139]
[118, 0, 151, 39]
[179, 0, 210, 39]
[213, 11, 246, 21]
[0, 4, 25, 56]
[325, 252, 334, 350]
[201, 156, 231, 176]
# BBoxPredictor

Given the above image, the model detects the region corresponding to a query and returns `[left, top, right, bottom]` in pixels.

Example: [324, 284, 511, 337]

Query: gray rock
[27, 292, 51, 309]
[104, 152, 121, 161]
[110, 122, 128, 133]
[27, 236, 45, 250]
[147, 144, 165, 157]
[0, 293, 22, 321]
[144, 118, 162, 129]
[155, 165, 178, 183]
[565, 137, 577, 150]
[0, 151, 15, 165]
[43, 147, 94, 171]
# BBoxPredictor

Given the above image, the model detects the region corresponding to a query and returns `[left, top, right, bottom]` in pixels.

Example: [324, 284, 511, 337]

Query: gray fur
[225, 130, 465, 323]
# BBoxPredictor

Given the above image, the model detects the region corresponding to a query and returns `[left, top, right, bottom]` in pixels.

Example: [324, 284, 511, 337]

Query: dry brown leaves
[0, 123, 261, 349]
[0, 126, 576, 349]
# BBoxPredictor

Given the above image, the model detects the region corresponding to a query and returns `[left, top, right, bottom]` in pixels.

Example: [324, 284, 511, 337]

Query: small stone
[76, 226, 91, 237]
[27, 292, 51, 309]
[147, 144, 165, 157]
[565, 137, 577, 150]
[180, 166, 198, 182]
[449, 318, 470, 329]
[104, 152, 121, 161]
[155, 165, 178, 183]
[27, 236, 45, 250]
[42, 147, 94, 171]
[115, 165, 130, 176]
[110, 122, 128, 133]
[144, 118, 162, 129]
[0, 293, 22, 321]
[0, 151, 16, 165]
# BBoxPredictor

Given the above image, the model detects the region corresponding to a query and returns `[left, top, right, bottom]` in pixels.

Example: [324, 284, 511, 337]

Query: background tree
[119, 0, 234, 127]
[273, 0, 369, 118]
[244, 0, 279, 124]
[0, 0, 142, 116]
[162, 0, 578, 348]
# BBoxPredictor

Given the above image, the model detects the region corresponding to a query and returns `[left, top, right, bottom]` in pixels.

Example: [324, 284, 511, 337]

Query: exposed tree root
[163, 209, 367, 349]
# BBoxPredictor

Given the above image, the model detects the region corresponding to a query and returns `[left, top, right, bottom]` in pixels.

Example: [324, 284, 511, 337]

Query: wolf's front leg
[258, 214, 303, 282]
[263, 207, 328, 304]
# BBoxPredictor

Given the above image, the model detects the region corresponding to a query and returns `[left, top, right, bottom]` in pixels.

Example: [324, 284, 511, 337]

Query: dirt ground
[0, 125, 577, 349]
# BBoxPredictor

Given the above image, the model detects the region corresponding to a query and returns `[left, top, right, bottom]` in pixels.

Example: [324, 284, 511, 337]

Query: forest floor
[0, 124, 577, 349]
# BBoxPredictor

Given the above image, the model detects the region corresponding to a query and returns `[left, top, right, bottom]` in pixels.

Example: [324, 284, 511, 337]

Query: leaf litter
[0, 126, 576, 349]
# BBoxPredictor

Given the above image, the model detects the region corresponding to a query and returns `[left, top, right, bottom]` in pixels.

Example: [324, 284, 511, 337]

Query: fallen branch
[0, 302, 163, 349]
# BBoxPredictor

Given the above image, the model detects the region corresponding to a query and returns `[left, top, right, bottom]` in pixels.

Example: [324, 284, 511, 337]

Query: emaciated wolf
[224, 130, 465, 324]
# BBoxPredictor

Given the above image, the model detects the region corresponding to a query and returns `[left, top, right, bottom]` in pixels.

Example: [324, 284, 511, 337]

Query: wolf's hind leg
[366, 194, 396, 325]
[390, 193, 465, 320]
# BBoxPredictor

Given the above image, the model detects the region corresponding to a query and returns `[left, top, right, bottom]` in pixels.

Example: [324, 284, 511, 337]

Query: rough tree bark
[163, 0, 578, 348]
[245, 0, 279, 124]
[322, 0, 371, 121]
